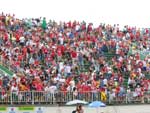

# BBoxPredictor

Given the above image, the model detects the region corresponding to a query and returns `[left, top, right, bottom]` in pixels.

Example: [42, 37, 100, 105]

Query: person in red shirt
[138, 61, 143, 69]
[130, 32, 134, 41]
[71, 50, 77, 58]
[60, 84, 67, 95]
[17, 54, 23, 61]
[0, 78, 2, 88]
[57, 48, 62, 57]
[15, 32, 20, 42]
[3, 33, 8, 42]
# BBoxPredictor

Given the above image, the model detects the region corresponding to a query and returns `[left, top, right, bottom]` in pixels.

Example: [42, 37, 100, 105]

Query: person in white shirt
[64, 64, 71, 77]
[45, 85, 57, 101]
[11, 84, 19, 100]
[103, 78, 108, 86]
[59, 62, 64, 73]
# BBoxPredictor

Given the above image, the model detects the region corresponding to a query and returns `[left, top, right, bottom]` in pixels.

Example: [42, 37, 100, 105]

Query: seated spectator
[0, 12, 149, 104]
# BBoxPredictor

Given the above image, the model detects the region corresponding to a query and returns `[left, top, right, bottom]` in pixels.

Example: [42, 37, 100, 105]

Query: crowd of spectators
[0, 13, 150, 102]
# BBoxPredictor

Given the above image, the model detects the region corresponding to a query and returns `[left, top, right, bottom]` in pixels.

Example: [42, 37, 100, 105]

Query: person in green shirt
[41, 17, 47, 30]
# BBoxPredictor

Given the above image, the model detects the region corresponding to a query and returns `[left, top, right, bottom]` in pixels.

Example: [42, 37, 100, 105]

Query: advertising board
[18, 106, 35, 113]
[0, 107, 7, 113]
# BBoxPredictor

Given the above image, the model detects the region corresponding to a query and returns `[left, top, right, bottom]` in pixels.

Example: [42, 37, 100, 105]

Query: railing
[0, 91, 150, 105]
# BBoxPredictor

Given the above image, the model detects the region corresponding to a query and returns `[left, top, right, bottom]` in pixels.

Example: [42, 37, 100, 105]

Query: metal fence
[0, 91, 150, 105]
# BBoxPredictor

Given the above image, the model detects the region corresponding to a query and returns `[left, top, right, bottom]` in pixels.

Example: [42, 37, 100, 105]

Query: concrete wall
[48, 105, 150, 113]
[1, 105, 149, 113]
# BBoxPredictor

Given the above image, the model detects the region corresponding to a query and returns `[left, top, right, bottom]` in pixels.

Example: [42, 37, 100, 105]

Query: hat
[88, 84, 91, 86]
[13, 74, 16, 78]
[4, 74, 7, 77]
[82, 82, 85, 85]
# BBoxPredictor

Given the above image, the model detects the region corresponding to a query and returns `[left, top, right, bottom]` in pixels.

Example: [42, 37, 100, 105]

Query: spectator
[0, 12, 149, 104]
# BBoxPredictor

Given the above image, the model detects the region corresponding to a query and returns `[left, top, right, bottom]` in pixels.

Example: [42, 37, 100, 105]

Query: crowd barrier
[0, 91, 149, 105]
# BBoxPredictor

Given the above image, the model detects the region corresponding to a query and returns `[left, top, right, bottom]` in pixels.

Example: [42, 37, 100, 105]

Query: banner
[0, 107, 44, 113]
[35, 107, 44, 113]
[18, 106, 35, 113]
[8, 107, 17, 113]
[0, 107, 7, 113]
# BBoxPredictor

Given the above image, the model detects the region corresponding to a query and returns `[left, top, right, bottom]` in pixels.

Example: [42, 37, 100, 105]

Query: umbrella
[89, 101, 106, 113]
[66, 99, 88, 105]
[89, 101, 106, 107]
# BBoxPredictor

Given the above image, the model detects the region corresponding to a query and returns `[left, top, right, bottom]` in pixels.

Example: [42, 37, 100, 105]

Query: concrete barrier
[0, 105, 149, 113]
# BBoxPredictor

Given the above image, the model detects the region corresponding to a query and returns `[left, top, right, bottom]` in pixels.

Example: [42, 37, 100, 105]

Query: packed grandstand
[0, 13, 150, 105]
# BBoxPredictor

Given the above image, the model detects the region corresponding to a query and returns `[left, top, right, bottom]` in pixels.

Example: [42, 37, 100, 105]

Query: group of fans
[0, 13, 150, 102]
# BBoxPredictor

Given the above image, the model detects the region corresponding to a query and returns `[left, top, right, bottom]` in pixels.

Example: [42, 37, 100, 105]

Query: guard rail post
[32, 91, 34, 105]
[10, 92, 12, 105]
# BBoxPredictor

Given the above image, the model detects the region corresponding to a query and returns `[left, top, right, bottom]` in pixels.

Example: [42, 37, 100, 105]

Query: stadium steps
[103, 52, 130, 88]
[123, 75, 129, 88]
[0, 64, 14, 77]
[122, 71, 130, 88]
[79, 64, 90, 72]
[144, 72, 150, 79]
[103, 52, 117, 60]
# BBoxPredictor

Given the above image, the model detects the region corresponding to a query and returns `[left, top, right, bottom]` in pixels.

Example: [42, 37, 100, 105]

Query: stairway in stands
[0, 64, 14, 77]
[123, 72, 129, 88]
[104, 52, 129, 88]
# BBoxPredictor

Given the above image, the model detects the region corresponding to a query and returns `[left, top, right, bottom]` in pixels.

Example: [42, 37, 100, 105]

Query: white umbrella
[66, 99, 88, 105]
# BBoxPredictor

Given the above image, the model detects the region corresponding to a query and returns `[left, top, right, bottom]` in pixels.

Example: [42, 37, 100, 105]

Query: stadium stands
[0, 13, 150, 105]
